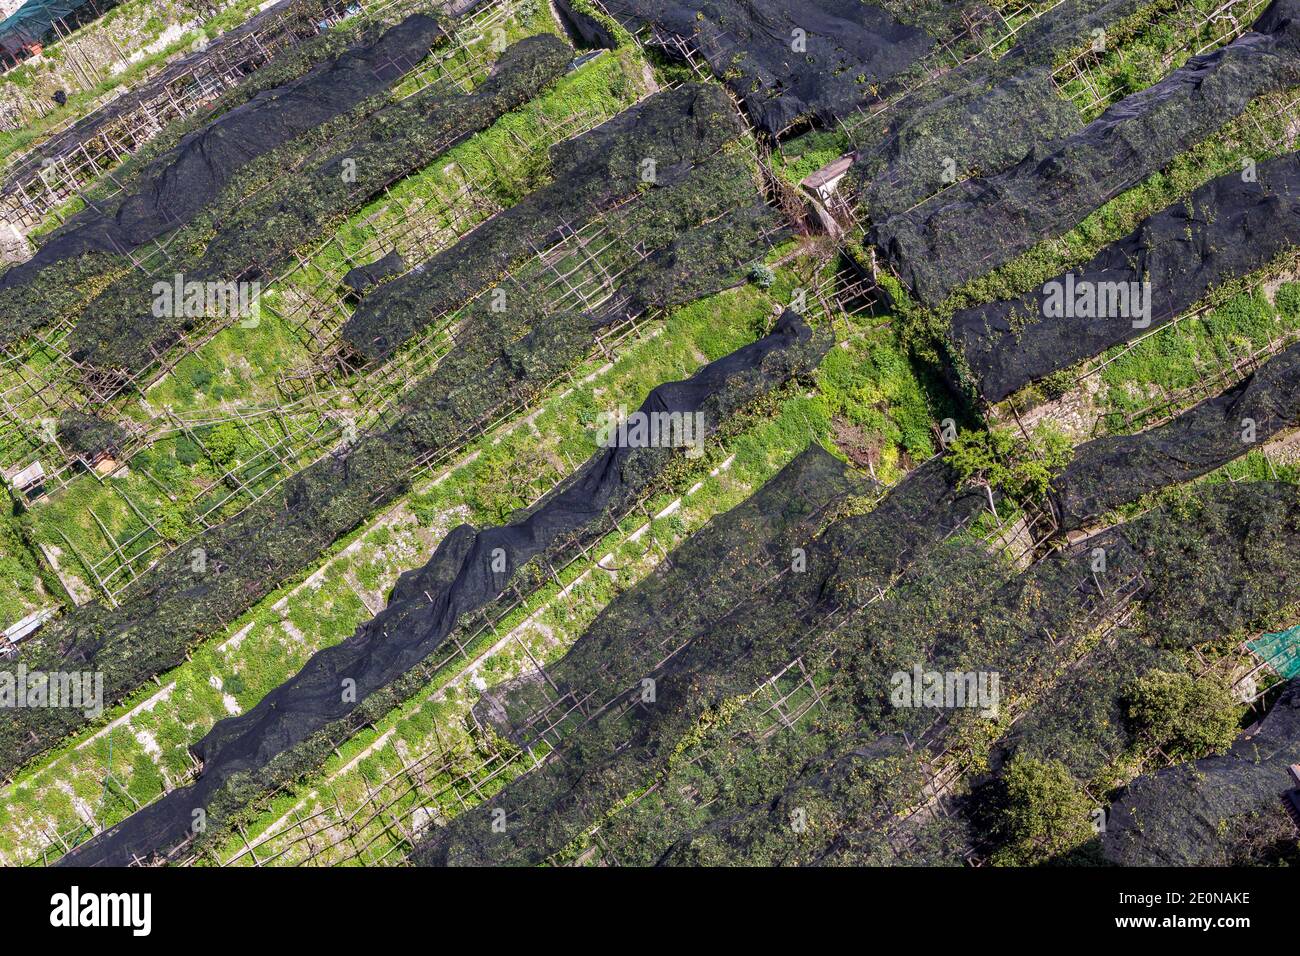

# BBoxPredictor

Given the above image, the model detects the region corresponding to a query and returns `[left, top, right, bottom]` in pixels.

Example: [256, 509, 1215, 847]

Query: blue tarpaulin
[1247, 624, 1300, 679]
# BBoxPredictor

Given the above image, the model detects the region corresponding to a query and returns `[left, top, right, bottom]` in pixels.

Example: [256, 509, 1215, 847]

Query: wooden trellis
[0, 16, 610, 513]
[1, 0, 384, 231]
[155, 433, 739, 865]
[1052, 0, 1273, 115]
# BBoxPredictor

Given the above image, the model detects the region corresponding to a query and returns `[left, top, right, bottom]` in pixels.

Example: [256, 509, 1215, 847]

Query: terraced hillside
[0, 0, 1296, 875]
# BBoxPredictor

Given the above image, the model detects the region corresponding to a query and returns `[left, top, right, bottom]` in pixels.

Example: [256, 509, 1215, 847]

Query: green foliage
[1123, 669, 1241, 761]
[1097, 286, 1298, 431]
[0, 511, 48, 617]
[947, 425, 1073, 503]
[992, 757, 1096, 866]
[187, 367, 215, 394]
[1151, 480, 1202, 522]
[126, 753, 165, 806]
[202, 423, 242, 469]
[174, 436, 203, 467]
[817, 330, 938, 470]
[748, 263, 776, 289]
[773, 129, 850, 186]
[1274, 281, 1300, 320]
[1038, 368, 1075, 400]
[156, 500, 196, 545]
[560, 0, 636, 47]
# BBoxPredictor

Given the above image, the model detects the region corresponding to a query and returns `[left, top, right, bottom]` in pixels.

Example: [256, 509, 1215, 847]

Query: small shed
[7, 460, 46, 499]
[1, 606, 55, 656]
[800, 152, 857, 203]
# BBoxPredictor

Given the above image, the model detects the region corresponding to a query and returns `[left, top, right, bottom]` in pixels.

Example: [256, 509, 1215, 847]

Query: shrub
[947, 424, 1072, 505]
[156, 501, 196, 544]
[174, 437, 203, 467]
[202, 423, 242, 469]
[1122, 669, 1241, 761]
[992, 757, 1096, 865]
[187, 367, 214, 393]
[748, 263, 776, 289]
[1274, 281, 1300, 321]
[467, 443, 551, 524]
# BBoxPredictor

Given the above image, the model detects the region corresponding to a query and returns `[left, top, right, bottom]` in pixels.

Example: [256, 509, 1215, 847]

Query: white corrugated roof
[8, 460, 44, 488]
[3, 606, 55, 644]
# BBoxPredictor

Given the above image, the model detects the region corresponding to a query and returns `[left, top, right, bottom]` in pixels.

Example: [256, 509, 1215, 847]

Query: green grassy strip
[949, 87, 1300, 312]
[1056, 0, 1273, 118]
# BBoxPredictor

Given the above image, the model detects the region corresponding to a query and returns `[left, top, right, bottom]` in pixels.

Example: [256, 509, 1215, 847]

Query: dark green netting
[0, 13, 446, 300]
[871, 0, 1300, 306]
[1103, 677, 1300, 866]
[55, 410, 127, 461]
[0, 137, 787, 782]
[61, 32, 574, 373]
[1050, 339, 1300, 530]
[952, 151, 1300, 403]
[340, 83, 742, 360]
[411, 479, 1300, 866]
[56, 313, 830, 865]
